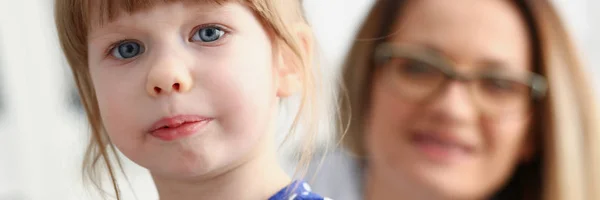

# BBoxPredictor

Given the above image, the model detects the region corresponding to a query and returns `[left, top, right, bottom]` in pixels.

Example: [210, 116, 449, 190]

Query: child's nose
[146, 57, 193, 97]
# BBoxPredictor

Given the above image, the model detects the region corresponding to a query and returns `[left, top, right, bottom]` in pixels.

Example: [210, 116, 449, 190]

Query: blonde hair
[339, 0, 600, 200]
[54, 0, 321, 199]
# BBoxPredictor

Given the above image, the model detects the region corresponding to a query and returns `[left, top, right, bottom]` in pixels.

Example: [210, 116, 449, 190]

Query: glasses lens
[385, 57, 446, 101]
[471, 74, 531, 116]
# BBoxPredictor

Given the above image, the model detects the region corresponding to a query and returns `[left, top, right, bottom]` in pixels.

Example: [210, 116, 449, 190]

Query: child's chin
[148, 162, 219, 180]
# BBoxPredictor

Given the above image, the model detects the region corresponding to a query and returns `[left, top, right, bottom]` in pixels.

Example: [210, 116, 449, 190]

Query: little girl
[54, 0, 329, 199]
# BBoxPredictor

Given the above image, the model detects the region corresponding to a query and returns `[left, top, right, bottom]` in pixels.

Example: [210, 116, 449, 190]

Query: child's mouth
[148, 115, 212, 141]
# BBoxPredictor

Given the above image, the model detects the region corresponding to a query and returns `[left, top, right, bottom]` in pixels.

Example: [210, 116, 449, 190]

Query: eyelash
[189, 23, 231, 42]
[104, 23, 232, 59]
[105, 39, 133, 58]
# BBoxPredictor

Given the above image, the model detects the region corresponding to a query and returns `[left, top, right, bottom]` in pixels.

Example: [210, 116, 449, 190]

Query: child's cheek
[209, 47, 274, 142]
[196, 44, 276, 126]
[89, 63, 148, 138]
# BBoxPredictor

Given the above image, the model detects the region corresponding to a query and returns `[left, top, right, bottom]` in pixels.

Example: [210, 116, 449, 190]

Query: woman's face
[366, 0, 534, 199]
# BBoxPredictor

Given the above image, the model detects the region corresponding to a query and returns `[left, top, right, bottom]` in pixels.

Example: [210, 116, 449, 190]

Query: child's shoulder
[269, 180, 333, 200]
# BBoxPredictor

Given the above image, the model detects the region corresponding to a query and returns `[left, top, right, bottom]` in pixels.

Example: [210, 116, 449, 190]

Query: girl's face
[366, 0, 535, 199]
[88, 2, 293, 179]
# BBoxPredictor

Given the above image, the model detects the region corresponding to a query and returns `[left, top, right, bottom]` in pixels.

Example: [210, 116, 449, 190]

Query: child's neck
[152, 144, 290, 200]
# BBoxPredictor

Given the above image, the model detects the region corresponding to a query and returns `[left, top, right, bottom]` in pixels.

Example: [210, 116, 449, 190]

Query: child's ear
[275, 23, 314, 98]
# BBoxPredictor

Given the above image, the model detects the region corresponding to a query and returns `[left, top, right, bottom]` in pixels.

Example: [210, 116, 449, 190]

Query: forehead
[389, 0, 530, 69]
[88, 0, 238, 26]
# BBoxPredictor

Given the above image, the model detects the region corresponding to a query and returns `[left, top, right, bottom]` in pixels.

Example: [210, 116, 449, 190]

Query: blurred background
[0, 0, 598, 199]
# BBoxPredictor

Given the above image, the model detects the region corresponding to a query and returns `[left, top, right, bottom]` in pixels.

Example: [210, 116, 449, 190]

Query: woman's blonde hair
[54, 0, 321, 199]
[339, 0, 600, 199]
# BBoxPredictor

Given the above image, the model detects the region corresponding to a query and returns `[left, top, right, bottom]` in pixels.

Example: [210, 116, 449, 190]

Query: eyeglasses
[373, 43, 548, 117]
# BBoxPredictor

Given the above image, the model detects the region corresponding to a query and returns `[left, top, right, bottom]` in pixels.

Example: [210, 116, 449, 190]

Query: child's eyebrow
[87, 2, 237, 40]
[88, 24, 141, 42]
[190, 2, 229, 13]
[187, 3, 236, 21]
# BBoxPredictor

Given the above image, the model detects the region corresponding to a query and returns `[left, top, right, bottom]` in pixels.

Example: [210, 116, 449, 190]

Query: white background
[0, 0, 597, 199]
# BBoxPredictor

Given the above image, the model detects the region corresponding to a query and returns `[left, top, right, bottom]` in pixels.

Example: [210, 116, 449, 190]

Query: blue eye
[112, 41, 144, 59]
[191, 26, 225, 43]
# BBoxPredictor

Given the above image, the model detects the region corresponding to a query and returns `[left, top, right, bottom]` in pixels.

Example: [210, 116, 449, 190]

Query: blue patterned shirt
[269, 180, 331, 200]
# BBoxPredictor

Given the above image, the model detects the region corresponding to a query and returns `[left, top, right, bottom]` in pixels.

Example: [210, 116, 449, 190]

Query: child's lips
[148, 115, 213, 141]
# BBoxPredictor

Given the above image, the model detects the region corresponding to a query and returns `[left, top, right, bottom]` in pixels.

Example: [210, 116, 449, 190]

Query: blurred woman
[339, 0, 600, 199]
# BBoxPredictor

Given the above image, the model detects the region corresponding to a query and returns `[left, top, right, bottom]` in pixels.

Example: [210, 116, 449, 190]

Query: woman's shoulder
[269, 180, 333, 200]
